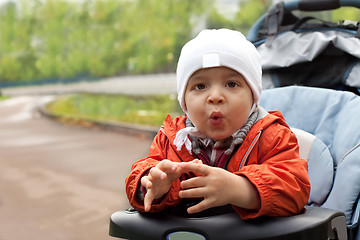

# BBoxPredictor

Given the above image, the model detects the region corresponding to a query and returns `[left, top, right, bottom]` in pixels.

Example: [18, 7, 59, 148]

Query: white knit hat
[176, 28, 262, 113]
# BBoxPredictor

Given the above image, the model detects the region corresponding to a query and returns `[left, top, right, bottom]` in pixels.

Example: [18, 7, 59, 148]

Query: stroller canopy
[248, 0, 360, 94]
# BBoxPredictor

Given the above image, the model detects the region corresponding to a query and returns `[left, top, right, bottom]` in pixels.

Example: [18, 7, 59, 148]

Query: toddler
[126, 29, 310, 219]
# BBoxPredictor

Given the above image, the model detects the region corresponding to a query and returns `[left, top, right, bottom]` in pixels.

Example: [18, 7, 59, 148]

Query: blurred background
[0, 0, 271, 88]
[1, 0, 358, 87]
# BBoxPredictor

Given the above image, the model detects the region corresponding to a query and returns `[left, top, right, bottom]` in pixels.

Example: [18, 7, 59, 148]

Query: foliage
[0, 0, 270, 85]
[331, 7, 360, 22]
[46, 93, 182, 126]
[234, 0, 271, 33]
[0, 0, 208, 83]
[1, 0, 358, 86]
[0, 95, 9, 100]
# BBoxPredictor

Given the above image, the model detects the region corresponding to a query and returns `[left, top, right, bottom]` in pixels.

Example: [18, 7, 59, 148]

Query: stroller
[247, 0, 360, 95]
[109, 0, 360, 239]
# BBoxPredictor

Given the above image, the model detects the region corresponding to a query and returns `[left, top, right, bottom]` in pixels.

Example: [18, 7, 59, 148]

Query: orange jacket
[125, 111, 310, 219]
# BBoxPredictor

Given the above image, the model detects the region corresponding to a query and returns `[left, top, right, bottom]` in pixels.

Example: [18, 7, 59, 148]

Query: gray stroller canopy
[257, 30, 360, 89]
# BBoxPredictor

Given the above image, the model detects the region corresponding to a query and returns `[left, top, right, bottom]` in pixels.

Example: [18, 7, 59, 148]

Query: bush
[0, 0, 273, 85]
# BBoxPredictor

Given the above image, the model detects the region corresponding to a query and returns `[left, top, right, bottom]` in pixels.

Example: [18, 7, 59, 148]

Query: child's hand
[179, 162, 259, 214]
[141, 159, 202, 212]
[141, 160, 183, 212]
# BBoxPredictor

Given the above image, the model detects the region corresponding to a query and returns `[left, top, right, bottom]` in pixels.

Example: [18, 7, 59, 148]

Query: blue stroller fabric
[260, 86, 360, 237]
[289, 127, 334, 206]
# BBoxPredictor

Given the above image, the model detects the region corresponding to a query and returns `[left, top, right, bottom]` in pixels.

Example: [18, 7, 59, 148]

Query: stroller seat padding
[260, 86, 360, 226]
[290, 127, 334, 206]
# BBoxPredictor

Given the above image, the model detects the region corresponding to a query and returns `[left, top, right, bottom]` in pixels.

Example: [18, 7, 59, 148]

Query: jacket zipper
[239, 131, 262, 171]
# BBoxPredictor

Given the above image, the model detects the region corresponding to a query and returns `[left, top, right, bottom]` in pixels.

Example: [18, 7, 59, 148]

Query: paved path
[0, 93, 155, 238]
[1, 73, 177, 96]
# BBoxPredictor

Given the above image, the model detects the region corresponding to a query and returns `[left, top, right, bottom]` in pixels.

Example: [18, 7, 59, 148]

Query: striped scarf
[187, 109, 259, 168]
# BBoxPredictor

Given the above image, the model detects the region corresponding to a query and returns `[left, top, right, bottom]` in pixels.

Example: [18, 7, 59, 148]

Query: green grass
[0, 95, 9, 101]
[46, 93, 183, 126]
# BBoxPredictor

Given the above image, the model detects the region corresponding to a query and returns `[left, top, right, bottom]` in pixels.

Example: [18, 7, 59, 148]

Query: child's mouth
[209, 112, 224, 125]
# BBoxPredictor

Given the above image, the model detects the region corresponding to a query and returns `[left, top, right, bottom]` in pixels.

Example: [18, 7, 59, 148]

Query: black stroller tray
[109, 206, 347, 240]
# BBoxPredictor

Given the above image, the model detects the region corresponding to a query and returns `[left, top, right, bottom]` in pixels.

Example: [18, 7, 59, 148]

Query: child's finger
[179, 187, 206, 199]
[149, 167, 167, 180]
[187, 199, 210, 214]
[180, 176, 204, 189]
[141, 176, 152, 189]
[157, 159, 180, 172]
[180, 162, 210, 175]
[189, 159, 203, 164]
[144, 189, 154, 212]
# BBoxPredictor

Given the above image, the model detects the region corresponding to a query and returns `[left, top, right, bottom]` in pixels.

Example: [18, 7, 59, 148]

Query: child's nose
[207, 87, 225, 104]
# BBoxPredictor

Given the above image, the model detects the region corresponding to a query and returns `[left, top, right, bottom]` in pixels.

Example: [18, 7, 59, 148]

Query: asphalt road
[1, 73, 177, 96]
[0, 95, 154, 240]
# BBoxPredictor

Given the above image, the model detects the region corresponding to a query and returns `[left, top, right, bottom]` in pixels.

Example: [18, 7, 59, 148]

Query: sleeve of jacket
[233, 124, 311, 219]
[125, 128, 182, 212]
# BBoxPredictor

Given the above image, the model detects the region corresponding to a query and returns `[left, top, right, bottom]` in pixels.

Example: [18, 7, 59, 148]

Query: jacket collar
[161, 114, 195, 162]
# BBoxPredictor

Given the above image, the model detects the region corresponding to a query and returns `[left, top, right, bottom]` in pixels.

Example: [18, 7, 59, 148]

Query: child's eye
[194, 83, 206, 90]
[226, 81, 239, 88]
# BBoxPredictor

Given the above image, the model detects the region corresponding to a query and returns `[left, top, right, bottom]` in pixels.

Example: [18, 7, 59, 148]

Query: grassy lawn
[45, 93, 183, 127]
[0, 95, 9, 101]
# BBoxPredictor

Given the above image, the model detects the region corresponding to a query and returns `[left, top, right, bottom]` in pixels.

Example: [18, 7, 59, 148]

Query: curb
[37, 98, 159, 139]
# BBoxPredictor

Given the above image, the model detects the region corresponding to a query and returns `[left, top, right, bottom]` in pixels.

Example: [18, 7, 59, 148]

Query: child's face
[184, 67, 254, 141]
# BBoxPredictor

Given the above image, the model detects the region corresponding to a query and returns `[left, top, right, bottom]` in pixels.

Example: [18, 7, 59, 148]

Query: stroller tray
[109, 206, 346, 240]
